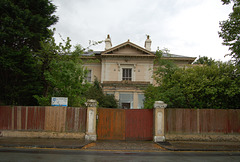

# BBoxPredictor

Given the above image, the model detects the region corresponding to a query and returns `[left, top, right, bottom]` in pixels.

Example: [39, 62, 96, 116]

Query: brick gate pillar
[153, 101, 167, 142]
[85, 99, 98, 141]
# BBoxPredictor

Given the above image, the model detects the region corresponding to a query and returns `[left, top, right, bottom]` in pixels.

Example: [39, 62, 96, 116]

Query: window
[86, 70, 92, 82]
[122, 68, 132, 81]
[119, 93, 133, 109]
[138, 94, 145, 109]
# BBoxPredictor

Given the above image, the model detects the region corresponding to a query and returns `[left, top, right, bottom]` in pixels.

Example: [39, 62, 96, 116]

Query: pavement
[83, 140, 163, 151]
[0, 137, 90, 149]
[0, 137, 240, 151]
[157, 141, 240, 151]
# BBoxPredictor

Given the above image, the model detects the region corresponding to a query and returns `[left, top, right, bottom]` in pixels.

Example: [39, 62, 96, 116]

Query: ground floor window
[119, 93, 133, 109]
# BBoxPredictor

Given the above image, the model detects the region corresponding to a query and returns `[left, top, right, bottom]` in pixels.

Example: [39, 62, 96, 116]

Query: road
[0, 148, 240, 162]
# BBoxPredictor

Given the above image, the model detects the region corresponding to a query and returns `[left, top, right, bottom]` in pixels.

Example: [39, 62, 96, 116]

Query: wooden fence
[0, 106, 86, 133]
[165, 108, 240, 134]
[1, 106, 240, 140]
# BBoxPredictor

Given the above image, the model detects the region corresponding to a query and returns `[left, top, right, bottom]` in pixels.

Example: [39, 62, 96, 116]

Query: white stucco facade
[82, 36, 196, 109]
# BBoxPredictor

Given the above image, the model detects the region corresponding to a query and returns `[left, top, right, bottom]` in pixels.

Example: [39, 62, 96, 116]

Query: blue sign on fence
[51, 97, 68, 106]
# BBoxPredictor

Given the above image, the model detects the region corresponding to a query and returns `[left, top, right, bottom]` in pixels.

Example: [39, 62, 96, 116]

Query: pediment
[101, 41, 155, 57]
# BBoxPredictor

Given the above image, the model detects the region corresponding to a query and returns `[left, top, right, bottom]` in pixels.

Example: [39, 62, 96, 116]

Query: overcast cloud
[52, 0, 233, 61]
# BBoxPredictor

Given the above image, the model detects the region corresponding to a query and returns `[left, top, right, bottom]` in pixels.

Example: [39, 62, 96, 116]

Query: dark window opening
[122, 68, 132, 81]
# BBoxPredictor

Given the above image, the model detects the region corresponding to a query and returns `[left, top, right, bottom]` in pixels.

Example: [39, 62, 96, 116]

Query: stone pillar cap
[85, 99, 98, 107]
[155, 101, 164, 104]
[154, 101, 167, 108]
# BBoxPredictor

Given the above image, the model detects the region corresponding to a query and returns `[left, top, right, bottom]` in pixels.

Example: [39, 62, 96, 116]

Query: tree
[34, 36, 90, 107]
[219, 0, 240, 65]
[145, 61, 240, 109]
[0, 0, 58, 105]
[84, 79, 118, 108]
[144, 49, 179, 108]
[153, 49, 178, 85]
[193, 56, 216, 66]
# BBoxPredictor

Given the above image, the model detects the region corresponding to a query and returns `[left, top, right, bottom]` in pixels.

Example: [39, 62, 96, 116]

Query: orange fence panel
[97, 108, 125, 140]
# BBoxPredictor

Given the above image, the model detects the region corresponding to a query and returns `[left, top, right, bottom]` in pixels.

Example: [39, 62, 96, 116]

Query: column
[101, 60, 105, 83]
[114, 92, 120, 108]
[133, 92, 138, 109]
[153, 101, 167, 142]
[85, 99, 98, 141]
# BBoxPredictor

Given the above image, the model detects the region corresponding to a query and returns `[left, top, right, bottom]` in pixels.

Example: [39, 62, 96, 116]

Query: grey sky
[52, 0, 233, 61]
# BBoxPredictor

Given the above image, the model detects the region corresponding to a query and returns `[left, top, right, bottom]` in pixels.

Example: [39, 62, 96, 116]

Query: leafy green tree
[144, 85, 161, 109]
[34, 36, 90, 107]
[84, 79, 118, 108]
[153, 49, 178, 85]
[193, 56, 216, 66]
[144, 49, 179, 108]
[145, 61, 240, 109]
[219, 0, 240, 65]
[0, 0, 58, 105]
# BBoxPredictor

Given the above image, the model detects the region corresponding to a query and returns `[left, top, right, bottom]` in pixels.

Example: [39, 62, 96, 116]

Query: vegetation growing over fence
[33, 36, 91, 107]
[144, 52, 240, 109]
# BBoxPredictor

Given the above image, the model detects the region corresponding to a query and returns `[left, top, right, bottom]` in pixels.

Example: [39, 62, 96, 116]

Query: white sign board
[51, 97, 68, 106]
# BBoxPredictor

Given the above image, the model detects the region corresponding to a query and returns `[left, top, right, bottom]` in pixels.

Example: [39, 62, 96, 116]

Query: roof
[82, 40, 196, 61]
[83, 50, 195, 59]
[158, 52, 195, 58]
[83, 51, 101, 56]
[101, 40, 155, 57]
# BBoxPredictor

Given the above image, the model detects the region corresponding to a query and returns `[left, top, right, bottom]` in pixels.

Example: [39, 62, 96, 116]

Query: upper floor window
[122, 68, 132, 81]
[86, 70, 92, 82]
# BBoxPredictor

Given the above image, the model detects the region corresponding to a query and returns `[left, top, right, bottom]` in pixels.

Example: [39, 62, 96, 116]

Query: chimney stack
[144, 35, 152, 51]
[105, 34, 112, 50]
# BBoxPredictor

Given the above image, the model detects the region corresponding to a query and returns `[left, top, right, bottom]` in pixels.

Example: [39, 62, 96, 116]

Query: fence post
[153, 101, 167, 142]
[85, 99, 98, 141]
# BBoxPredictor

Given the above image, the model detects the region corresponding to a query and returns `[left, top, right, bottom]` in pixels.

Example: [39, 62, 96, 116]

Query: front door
[122, 103, 130, 109]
